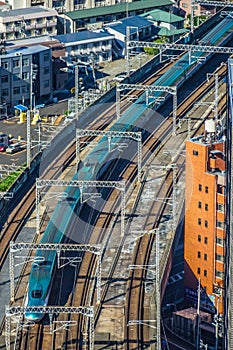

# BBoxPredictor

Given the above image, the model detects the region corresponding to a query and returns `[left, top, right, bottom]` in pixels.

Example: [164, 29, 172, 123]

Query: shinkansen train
[25, 15, 233, 321]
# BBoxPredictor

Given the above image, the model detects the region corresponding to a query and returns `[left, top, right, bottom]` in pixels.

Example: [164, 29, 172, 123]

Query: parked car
[6, 143, 21, 154]
[0, 143, 7, 152]
[64, 112, 76, 124]
[112, 73, 127, 82]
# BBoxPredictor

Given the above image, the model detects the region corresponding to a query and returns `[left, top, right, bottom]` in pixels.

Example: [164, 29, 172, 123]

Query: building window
[2, 89, 8, 96]
[2, 61, 8, 69]
[44, 80, 49, 88]
[205, 204, 208, 211]
[215, 270, 224, 279]
[205, 186, 209, 194]
[198, 251, 201, 258]
[44, 67, 49, 74]
[1, 75, 8, 83]
[198, 201, 202, 209]
[216, 254, 224, 262]
[204, 253, 207, 261]
[23, 58, 29, 67]
[13, 73, 20, 81]
[216, 237, 224, 245]
[217, 185, 225, 195]
[197, 267, 200, 274]
[216, 220, 225, 229]
[199, 184, 202, 191]
[204, 270, 207, 277]
[198, 218, 201, 225]
[22, 72, 29, 80]
[205, 220, 208, 228]
[193, 150, 198, 156]
[204, 237, 208, 244]
[13, 87, 20, 95]
[13, 60, 20, 68]
[22, 86, 29, 93]
[44, 53, 49, 62]
[198, 234, 201, 242]
[217, 203, 224, 212]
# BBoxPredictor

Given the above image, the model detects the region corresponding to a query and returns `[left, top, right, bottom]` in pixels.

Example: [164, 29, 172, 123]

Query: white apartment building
[54, 30, 114, 63]
[0, 6, 57, 40]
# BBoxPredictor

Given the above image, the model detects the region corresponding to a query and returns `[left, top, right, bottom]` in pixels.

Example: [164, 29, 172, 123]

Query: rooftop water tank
[205, 119, 216, 133]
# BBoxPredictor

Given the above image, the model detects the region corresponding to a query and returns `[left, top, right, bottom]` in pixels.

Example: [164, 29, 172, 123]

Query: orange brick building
[184, 120, 225, 314]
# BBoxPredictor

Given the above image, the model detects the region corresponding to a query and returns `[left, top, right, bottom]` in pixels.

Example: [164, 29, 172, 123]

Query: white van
[6, 143, 21, 154]
[64, 112, 76, 124]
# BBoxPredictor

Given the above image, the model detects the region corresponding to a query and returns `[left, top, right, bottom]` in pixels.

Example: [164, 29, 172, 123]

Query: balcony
[46, 20, 57, 27]
[5, 25, 22, 33]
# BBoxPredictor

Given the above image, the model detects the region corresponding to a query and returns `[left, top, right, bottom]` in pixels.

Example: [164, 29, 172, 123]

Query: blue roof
[0, 45, 49, 59]
[53, 30, 114, 44]
[105, 15, 152, 34]
[14, 104, 28, 111]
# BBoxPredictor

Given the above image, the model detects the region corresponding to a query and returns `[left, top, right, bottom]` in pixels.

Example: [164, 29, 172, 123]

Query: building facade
[141, 9, 188, 41]
[54, 30, 114, 63]
[184, 120, 226, 315]
[7, 0, 171, 13]
[0, 45, 53, 109]
[64, 0, 172, 32]
[105, 16, 153, 58]
[0, 7, 57, 41]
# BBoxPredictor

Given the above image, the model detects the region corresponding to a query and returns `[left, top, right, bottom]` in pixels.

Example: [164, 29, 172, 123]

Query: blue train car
[25, 15, 233, 321]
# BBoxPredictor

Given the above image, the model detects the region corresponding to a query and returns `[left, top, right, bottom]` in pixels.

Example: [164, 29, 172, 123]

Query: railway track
[63, 68, 228, 349]
[6, 57, 180, 350]
[125, 85, 227, 348]
[56, 67, 227, 349]
[2, 55, 226, 348]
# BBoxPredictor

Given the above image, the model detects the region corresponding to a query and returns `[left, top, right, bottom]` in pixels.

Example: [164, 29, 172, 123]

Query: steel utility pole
[196, 278, 201, 350]
[26, 109, 30, 169]
[75, 63, 79, 121]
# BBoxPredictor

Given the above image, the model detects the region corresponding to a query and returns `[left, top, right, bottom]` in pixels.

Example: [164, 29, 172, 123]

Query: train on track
[25, 15, 233, 321]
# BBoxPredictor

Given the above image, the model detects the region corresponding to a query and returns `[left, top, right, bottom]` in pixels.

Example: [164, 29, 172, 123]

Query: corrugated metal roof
[157, 27, 189, 36]
[0, 44, 49, 58]
[105, 15, 152, 35]
[0, 6, 55, 17]
[141, 9, 185, 23]
[66, 0, 172, 20]
[54, 30, 114, 43]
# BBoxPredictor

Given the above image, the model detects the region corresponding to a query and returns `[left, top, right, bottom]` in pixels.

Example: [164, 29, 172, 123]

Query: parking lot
[0, 118, 40, 167]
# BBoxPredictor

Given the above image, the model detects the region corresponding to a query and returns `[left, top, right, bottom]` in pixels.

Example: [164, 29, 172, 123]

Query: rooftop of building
[173, 307, 211, 321]
[5, 35, 61, 49]
[141, 8, 185, 23]
[189, 134, 225, 145]
[53, 30, 114, 44]
[0, 44, 49, 58]
[0, 6, 57, 18]
[157, 27, 189, 36]
[105, 15, 152, 34]
[65, 0, 172, 20]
